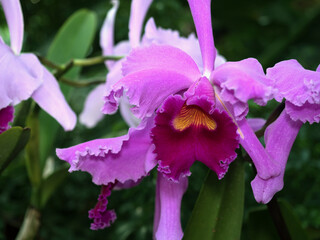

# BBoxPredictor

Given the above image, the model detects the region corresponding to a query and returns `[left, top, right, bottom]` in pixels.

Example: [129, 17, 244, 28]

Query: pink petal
[187, 0, 215, 76]
[142, 18, 203, 70]
[251, 111, 302, 203]
[247, 118, 266, 132]
[122, 44, 200, 79]
[238, 118, 281, 180]
[56, 117, 156, 185]
[109, 69, 195, 119]
[213, 58, 273, 105]
[80, 84, 105, 128]
[153, 174, 188, 240]
[0, 47, 42, 109]
[119, 97, 140, 127]
[129, 0, 153, 48]
[1, 0, 24, 54]
[32, 67, 76, 131]
[100, 0, 119, 69]
[102, 60, 123, 115]
[285, 101, 320, 124]
[267, 59, 320, 106]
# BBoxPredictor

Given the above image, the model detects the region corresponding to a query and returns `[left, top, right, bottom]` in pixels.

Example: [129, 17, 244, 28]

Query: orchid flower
[80, 0, 228, 129]
[0, 0, 76, 132]
[57, 0, 283, 238]
[79, 0, 151, 128]
[251, 60, 320, 203]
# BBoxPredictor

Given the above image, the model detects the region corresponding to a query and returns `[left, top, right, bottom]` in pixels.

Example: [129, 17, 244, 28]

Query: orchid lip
[172, 103, 217, 131]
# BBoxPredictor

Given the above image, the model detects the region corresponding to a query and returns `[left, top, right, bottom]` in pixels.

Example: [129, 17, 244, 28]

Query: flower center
[172, 104, 217, 131]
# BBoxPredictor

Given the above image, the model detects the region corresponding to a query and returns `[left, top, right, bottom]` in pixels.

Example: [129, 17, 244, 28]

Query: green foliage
[39, 164, 69, 208]
[184, 159, 245, 240]
[39, 9, 98, 163]
[0, 127, 30, 175]
[246, 200, 310, 240]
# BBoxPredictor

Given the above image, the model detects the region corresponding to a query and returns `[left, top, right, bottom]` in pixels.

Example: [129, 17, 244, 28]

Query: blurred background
[0, 0, 320, 239]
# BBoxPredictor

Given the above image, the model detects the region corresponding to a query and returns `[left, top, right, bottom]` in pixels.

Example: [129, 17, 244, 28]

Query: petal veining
[173, 104, 216, 131]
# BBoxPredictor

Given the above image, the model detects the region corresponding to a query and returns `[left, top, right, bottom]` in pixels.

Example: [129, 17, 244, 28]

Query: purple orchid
[0, 0, 76, 132]
[251, 60, 320, 203]
[79, 0, 151, 128]
[57, 0, 282, 238]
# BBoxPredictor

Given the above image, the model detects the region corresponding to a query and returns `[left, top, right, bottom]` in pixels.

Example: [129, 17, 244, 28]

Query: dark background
[1, 0, 320, 239]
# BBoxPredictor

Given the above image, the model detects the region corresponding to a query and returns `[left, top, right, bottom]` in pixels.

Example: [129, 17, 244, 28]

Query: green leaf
[25, 106, 42, 189]
[246, 200, 310, 240]
[184, 159, 245, 240]
[47, 9, 98, 80]
[39, 9, 97, 162]
[0, 127, 30, 175]
[40, 164, 69, 208]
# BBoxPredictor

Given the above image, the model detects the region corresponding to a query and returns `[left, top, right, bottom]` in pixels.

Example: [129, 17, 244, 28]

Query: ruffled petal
[56, 117, 156, 185]
[317, 64, 320, 72]
[129, 0, 153, 48]
[1, 0, 24, 54]
[100, 0, 119, 69]
[102, 60, 123, 114]
[285, 101, 320, 124]
[0, 47, 42, 109]
[251, 111, 302, 203]
[0, 105, 14, 134]
[122, 44, 201, 79]
[105, 45, 200, 118]
[238, 118, 281, 180]
[152, 79, 239, 181]
[119, 97, 140, 127]
[107, 69, 195, 119]
[187, 0, 215, 76]
[267, 59, 320, 105]
[213, 58, 273, 105]
[32, 66, 76, 131]
[153, 174, 188, 240]
[80, 84, 105, 128]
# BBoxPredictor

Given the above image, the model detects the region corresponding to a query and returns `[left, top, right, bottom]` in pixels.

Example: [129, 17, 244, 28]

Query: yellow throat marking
[173, 104, 217, 131]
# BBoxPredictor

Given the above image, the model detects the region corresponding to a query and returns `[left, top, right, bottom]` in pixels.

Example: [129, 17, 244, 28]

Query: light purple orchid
[0, 0, 76, 132]
[56, 0, 282, 238]
[79, 0, 150, 128]
[251, 60, 320, 203]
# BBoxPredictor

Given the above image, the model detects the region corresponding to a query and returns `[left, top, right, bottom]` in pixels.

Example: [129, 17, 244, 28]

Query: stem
[73, 55, 123, 66]
[53, 55, 123, 79]
[59, 77, 105, 87]
[15, 207, 41, 240]
[255, 102, 285, 137]
[267, 197, 292, 240]
[37, 55, 62, 70]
